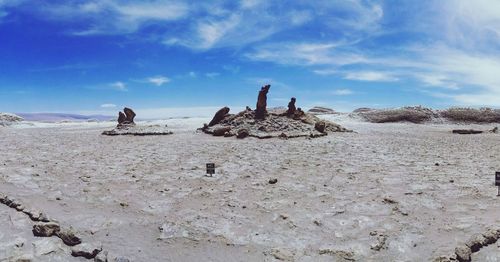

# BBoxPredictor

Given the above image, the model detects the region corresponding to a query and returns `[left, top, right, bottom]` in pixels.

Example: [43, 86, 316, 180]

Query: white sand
[0, 118, 499, 261]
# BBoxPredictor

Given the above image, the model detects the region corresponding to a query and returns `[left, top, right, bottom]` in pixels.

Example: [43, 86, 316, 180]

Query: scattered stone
[318, 249, 355, 261]
[370, 235, 387, 251]
[314, 121, 326, 133]
[71, 243, 102, 259]
[452, 129, 483, 135]
[382, 197, 398, 204]
[269, 248, 294, 261]
[57, 229, 82, 246]
[236, 128, 249, 139]
[94, 251, 108, 262]
[269, 178, 278, 184]
[33, 222, 60, 237]
[208, 107, 230, 126]
[212, 126, 231, 136]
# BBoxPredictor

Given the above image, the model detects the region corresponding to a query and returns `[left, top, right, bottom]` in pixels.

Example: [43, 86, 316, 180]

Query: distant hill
[307, 106, 337, 115]
[17, 113, 113, 122]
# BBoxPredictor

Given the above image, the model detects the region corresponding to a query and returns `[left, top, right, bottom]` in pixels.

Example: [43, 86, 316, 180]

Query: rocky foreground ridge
[201, 85, 351, 139]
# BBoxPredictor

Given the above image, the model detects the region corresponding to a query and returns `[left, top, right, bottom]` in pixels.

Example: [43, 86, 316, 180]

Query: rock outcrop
[255, 85, 270, 119]
[201, 85, 351, 139]
[117, 107, 136, 128]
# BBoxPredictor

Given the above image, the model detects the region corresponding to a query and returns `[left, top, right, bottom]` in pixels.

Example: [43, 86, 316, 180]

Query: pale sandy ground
[0, 117, 499, 261]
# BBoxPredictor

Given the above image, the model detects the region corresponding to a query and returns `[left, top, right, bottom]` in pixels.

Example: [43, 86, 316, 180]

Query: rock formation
[116, 107, 136, 128]
[103, 107, 172, 136]
[255, 85, 270, 119]
[287, 98, 296, 116]
[201, 85, 351, 139]
[209, 107, 230, 126]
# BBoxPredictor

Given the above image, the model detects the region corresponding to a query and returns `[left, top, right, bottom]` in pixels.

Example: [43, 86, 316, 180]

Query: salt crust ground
[0, 117, 499, 261]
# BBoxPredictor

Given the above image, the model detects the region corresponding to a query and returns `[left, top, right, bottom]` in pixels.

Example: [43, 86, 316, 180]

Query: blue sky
[1, 0, 500, 117]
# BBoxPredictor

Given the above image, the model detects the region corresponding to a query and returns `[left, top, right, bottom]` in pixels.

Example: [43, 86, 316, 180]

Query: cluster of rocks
[102, 107, 173, 136]
[434, 227, 500, 262]
[0, 112, 23, 127]
[201, 85, 350, 139]
[0, 193, 112, 261]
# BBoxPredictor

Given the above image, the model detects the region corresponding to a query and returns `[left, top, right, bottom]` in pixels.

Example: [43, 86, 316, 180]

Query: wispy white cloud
[205, 72, 220, 78]
[110, 81, 127, 91]
[100, 103, 116, 108]
[246, 42, 366, 66]
[147, 76, 170, 86]
[344, 71, 399, 82]
[34, 0, 190, 35]
[331, 89, 354, 95]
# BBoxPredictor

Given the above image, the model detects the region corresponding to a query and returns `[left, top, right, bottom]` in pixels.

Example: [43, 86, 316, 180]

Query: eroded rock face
[255, 85, 270, 119]
[209, 107, 230, 126]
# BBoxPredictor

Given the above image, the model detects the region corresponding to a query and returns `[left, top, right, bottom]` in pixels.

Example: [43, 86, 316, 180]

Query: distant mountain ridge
[17, 113, 113, 122]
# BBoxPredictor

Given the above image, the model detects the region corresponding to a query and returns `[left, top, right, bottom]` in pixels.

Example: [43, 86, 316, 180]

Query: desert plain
[0, 116, 499, 261]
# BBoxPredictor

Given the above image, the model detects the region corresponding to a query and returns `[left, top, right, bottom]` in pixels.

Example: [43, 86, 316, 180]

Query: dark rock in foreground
[452, 129, 483, 135]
